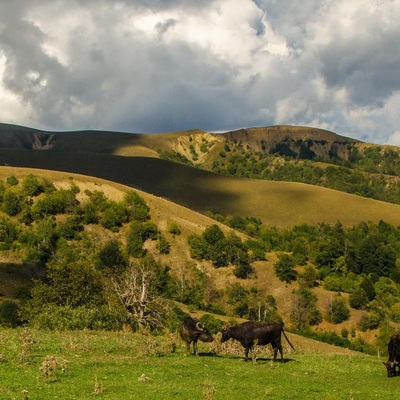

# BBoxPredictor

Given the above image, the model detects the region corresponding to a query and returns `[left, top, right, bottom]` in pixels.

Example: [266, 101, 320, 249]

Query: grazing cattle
[221, 321, 295, 362]
[383, 334, 400, 377]
[179, 317, 214, 356]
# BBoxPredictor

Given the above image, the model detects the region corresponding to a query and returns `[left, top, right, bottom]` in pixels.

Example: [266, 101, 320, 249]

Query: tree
[188, 234, 208, 260]
[226, 282, 249, 318]
[349, 288, 369, 310]
[291, 285, 322, 329]
[274, 253, 297, 283]
[360, 276, 376, 301]
[100, 201, 128, 231]
[127, 221, 146, 257]
[300, 265, 318, 288]
[124, 191, 150, 222]
[57, 215, 84, 239]
[358, 234, 396, 276]
[203, 224, 225, 245]
[111, 257, 171, 330]
[313, 237, 343, 269]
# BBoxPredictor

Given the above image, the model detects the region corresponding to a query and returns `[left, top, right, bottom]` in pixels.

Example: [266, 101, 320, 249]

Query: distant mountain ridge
[0, 122, 358, 161]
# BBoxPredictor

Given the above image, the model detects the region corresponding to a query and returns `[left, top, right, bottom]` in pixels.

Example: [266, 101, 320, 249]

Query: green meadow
[0, 328, 395, 400]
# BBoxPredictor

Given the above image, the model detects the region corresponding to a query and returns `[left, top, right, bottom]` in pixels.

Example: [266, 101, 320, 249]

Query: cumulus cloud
[0, 0, 399, 144]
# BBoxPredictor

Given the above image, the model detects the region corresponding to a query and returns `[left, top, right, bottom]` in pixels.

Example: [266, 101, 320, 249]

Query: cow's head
[196, 322, 214, 342]
[383, 361, 398, 377]
[220, 327, 231, 343]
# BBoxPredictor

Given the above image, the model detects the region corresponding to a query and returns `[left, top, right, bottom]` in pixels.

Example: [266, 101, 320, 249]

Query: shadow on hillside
[0, 150, 239, 214]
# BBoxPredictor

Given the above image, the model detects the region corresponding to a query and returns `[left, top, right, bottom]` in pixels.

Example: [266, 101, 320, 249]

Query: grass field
[0, 328, 394, 400]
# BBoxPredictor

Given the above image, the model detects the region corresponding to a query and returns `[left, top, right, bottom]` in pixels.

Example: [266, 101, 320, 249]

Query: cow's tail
[282, 327, 295, 351]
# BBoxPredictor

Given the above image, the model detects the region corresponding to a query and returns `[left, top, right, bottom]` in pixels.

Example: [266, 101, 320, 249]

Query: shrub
[31, 189, 78, 218]
[326, 295, 350, 324]
[141, 222, 159, 240]
[168, 221, 181, 235]
[2, 190, 22, 216]
[390, 303, 400, 323]
[324, 275, 342, 292]
[0, 217, 18, 246]
[127, 221, 146, 257]
[58, 215, 84, 239]
[0, 300, 21, 327]
[358, 312, 382, 331]
[157, 235, 171, 254]
[199, 314, 224, 334]
[28, 304, 125, 330]
[97, 240, 128, 272]
[100, 201, 128, 231]
[233, 262, 253, 279]
[22, 174, 45, 197]
[6, 175, 19, 186]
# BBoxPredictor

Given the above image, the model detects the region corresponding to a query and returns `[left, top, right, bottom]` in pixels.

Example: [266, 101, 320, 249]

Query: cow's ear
[382, 362, 387, 366]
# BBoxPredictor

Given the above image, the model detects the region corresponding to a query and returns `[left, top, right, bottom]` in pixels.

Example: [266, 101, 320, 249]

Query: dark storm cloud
[0, 0, 399, 144]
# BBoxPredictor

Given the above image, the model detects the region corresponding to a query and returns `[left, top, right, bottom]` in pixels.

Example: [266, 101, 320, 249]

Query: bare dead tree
[112, 259, 168, 330]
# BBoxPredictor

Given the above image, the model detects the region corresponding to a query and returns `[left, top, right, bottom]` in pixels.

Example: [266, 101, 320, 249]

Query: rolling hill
[1, 123, 400, 350]
[1, 123, 400, 228]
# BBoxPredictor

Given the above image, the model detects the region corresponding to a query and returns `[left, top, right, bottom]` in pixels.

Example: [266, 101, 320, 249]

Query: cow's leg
[244, 346, 250, 361]
[270, 341, 283, 361]
[272, 339, 284, 361]
[272, 344, 278, 361]
[277, 344, 284, 361]
[193, 340, 198, 356]
[185, 341, 191, 354]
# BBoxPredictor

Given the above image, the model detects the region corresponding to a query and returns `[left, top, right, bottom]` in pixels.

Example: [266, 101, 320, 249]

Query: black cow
[383, 334, 400, 377]
[221, 321, 295, 362]
[179, 317, 214, 355]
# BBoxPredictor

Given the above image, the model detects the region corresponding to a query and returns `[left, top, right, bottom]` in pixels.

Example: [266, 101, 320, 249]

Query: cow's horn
[196, 322, 204, 331]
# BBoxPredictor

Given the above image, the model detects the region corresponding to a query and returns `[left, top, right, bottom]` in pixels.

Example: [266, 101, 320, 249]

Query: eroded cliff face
[163, 126, 359, 166]
[167, 132, 224, 164]
[0, 125, 55, 150]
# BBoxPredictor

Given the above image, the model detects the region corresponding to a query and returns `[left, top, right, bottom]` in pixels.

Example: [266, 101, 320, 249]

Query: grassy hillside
[0, 166, 398, 353]
[2, 151, 400, 229]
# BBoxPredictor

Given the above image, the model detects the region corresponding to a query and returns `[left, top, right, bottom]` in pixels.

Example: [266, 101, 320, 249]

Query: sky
[0, 0, 400, 145]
